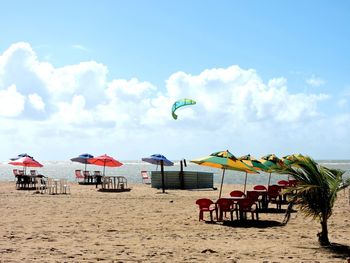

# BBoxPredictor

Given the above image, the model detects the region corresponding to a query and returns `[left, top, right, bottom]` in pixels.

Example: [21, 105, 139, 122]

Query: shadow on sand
[205, 219, 283, 228]
[257, 208, 297, 214]
[298, 242, 350, 260]
[323, 243, 350, 260]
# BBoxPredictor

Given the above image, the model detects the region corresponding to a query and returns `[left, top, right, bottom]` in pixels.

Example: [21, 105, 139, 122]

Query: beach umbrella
[8, 156, 43, 175]
[70, 153, 94, 172]
[259, 154, 285, 186]
[281, 153, 305, 180]
[87, 154, 123, 176]
[191, 150, 258, 198]
[282, 153, 304, 166]
[142, 154, 174, 193]
[238, 154, 268, 193]
[10, 153, 33, 161]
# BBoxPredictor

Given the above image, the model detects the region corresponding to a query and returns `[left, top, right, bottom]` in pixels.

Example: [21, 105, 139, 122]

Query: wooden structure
[151, 171, 214, 189]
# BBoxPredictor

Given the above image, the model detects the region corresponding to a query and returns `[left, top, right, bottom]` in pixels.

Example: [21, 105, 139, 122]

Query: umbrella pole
[268, 172, 271, 186]
[161, 160, 165, 193]
[243, 172, 248, 194]
[84, 162, 87, 173]
[179, 160, 184, 190]
[103, 159, 107, 176]
[219, 169, 226, 198]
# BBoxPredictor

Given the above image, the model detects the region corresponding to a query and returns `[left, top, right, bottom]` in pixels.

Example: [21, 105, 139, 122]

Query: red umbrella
[9, 156, 43, 175]
[87, 154, 123, 176]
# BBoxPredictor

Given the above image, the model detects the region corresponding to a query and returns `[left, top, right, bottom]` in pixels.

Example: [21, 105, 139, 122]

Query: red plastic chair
[141, 170, 151, 184]
[253, 185, 267, 191]
[277, 180, 289, 188]
[288, 179, 298, 187]
[229, 190, 245, 198]
[195, 198, 216, 221]
[75, 170, 85, 182]
[246, 190, 262, 209]
[216, 198, 237, 221]
[237, 198, 259, 220]
[267, 185, 282, 209]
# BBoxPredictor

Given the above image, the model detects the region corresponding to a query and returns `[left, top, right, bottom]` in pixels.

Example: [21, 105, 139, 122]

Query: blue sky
[0, 1, 349, 161]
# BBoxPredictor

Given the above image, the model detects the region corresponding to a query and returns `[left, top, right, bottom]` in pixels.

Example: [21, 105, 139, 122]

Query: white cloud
[0, 84, 25, 117]
[306, 76, 325, 87]
[72, 44, 89, 52]
[337, 98, 347, 108]
[45, 61, 108, 104]
[28, 93, 45, 111]
[166, 67, 327, 124]
[0, 42, 348, 160]
[52, 95, 93, 125]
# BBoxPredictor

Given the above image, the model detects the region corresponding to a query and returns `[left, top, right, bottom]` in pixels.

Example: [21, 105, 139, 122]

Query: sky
[0, 1, 349, 161]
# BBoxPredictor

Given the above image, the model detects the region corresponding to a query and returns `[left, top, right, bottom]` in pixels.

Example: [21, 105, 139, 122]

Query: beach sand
[0, 182, 349, 262]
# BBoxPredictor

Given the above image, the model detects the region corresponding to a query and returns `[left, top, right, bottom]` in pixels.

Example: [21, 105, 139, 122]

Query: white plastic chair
[101, 176, 112, 189]
[45, 178, 56, 194]
[35, 177, 46, 194]
[60, 179, 70, 194]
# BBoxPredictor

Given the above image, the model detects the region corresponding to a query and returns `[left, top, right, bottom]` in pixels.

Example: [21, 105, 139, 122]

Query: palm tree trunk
[318, 217, 330, 246]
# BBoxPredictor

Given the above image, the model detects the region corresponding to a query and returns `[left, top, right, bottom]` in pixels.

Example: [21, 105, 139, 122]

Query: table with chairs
[38, 177, 71, 195]
[75, 170, 103, 185]
[195, 183, 295, 222]
[13, 169, 70, 194]
[13, 169, 40, 190]
[15, 175, 37, 190]
[34, 177, 70, 194]
[99, 176, 130, 192]
[196, 195, 259, 222]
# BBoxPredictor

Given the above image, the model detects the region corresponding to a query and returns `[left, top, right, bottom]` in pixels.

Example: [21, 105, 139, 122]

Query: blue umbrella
[70, 153, 94, 172]
[142, 154, 174, 193]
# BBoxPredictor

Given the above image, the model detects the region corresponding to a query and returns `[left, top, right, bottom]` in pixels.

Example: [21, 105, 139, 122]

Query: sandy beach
[0, 181, 349, 262]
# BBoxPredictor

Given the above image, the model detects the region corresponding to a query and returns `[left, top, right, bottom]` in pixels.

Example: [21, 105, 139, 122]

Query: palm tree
[275, 155, 350, 246]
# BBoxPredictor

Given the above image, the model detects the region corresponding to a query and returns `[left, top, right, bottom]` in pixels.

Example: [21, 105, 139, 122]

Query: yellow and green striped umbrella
[282, 153, 304, 166]
[259, 154, 285, 185]
[239, 154, 269, 193]
[191, 150, 258, 198]
[239, 154, 269, 171]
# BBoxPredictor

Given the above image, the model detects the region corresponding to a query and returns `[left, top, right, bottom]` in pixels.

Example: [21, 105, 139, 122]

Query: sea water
[0, 160, 349, 185]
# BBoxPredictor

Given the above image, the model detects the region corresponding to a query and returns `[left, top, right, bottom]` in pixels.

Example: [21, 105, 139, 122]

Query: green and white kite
[171, 98, 196, 120]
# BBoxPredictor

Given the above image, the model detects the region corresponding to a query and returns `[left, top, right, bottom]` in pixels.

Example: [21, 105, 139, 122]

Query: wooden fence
[151, 171, 214, 189]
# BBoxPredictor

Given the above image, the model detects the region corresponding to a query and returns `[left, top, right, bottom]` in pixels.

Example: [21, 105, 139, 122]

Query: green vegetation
[275, 156, 350, 246]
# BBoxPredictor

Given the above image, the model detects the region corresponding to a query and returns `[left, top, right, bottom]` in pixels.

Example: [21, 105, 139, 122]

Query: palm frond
[273, 155, 345, 221]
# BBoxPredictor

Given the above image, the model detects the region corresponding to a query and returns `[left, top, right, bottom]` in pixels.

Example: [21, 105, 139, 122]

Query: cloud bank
[0, 42, 348, 160]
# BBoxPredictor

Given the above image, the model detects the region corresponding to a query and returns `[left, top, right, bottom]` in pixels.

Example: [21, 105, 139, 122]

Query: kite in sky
[171, 98, 196, 120]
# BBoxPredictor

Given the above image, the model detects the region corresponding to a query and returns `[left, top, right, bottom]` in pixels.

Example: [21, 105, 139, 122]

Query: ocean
[1, 160, 349, 186]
